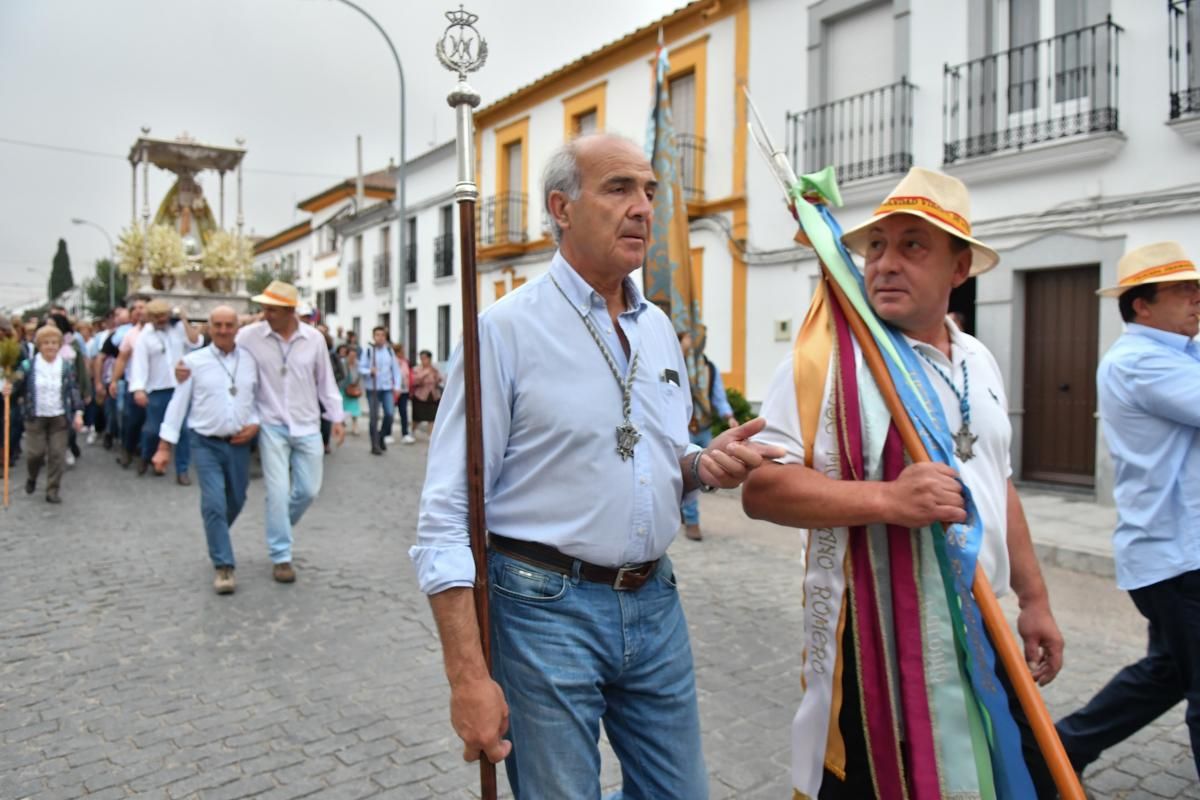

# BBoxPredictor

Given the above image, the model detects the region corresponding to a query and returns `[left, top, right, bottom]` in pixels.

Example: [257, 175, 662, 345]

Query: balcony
[434, 232, 454, 278]
[348, 259, 363, 296]
[480, 193, 528, 249]
[787, 79, 915, 189]
[1170, 0, 1200, 140]
[373, 252, 390, 291]
[676, 133, 705, 203]
[404, 243, 417, 284]
[943, 17, 1124, 171]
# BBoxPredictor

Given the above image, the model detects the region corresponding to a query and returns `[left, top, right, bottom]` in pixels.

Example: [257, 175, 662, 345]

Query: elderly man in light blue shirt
[411, 134, 783, 799]
[1057, 241, 1200, 781]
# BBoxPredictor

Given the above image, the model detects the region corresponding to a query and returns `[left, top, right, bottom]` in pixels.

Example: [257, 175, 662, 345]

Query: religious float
[115, 129, 255, 319]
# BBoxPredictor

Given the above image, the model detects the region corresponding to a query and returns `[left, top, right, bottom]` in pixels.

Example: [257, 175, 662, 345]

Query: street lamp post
[332, 0, 407, 348]
[71, 217, 116, 312]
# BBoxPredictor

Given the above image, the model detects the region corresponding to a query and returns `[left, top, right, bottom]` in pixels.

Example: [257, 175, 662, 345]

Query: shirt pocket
[657, 379, 690, 446]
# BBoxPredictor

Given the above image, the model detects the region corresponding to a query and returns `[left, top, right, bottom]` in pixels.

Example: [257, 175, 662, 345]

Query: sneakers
[25, 477, 35, 495]
[45, 492, 61, 504]
[213, 567, 236, 595]
[383, 435, 396, 445]
[65, 452, 76, 467]
[685, 523, 703, 541]
[86, 430, 97, 446]
[402, 434, 415, 444]
[272, 562, 296, 583]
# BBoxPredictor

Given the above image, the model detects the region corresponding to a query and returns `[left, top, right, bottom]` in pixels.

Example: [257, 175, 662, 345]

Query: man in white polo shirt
[744, 168, 1065, 798]
[153, 306, 259, 595]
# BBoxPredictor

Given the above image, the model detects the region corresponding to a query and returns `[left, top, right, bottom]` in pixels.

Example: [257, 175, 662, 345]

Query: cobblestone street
[0, 438, 1194, 799]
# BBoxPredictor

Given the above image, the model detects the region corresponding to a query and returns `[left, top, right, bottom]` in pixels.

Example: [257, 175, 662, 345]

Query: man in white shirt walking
[129, 299, 201, 483]
[153, 306, 259, 595]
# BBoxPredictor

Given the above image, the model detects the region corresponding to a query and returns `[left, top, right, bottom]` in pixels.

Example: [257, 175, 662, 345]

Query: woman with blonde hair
[2, 325, 83, 503]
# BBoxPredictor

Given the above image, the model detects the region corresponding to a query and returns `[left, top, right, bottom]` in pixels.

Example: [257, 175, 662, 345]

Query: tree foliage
[85, 259, 128, 318]
[246, 264, 298, 296]
[48, 238, 74, 301]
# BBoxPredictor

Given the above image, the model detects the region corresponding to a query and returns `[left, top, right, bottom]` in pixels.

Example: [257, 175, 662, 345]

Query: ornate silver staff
[437, 9, 495, 799]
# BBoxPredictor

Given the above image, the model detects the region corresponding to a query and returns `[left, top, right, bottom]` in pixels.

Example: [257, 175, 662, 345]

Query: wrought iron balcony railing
[943, 17, 1123, 164]
[480, 193, 528, 247]
[348, 259, 363, 296]
[373, 252, 390, 290]
[675, 133, 705, 202]
[434, 232, 454, 278]
[787, 79, 915, 185]
[1170, 0, 1199, 119]
[404, 243, 417, 284]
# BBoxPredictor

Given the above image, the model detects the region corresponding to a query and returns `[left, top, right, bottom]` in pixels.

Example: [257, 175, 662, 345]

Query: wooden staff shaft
[456, 199, 496, 799]
[824, 275, 1084, 800]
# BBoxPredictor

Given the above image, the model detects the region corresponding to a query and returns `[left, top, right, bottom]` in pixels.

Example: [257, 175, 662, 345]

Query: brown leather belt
[489, 533, 659, 592]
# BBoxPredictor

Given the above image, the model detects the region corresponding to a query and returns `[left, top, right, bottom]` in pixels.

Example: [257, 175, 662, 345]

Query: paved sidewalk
[0, 440, 1192, 799]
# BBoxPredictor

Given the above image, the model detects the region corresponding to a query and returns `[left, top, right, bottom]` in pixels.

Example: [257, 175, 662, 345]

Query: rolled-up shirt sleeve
[752, 356, 808, 466]
[410, 318, 513, 596]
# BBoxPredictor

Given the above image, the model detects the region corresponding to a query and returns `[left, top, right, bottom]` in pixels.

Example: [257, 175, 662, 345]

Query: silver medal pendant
[615, 420, 641, 461]
[280, 365, 288, 376]
[229, 386, 238, 397]
[953, 423, 978, 462]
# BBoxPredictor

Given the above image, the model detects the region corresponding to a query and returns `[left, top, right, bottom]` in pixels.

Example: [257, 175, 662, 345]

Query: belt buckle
[612, 564, 645, 591]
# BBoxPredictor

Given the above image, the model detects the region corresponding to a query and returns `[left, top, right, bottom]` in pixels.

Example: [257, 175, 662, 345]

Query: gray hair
[542, 142, 582, 245]
[542, 133, 640, 244]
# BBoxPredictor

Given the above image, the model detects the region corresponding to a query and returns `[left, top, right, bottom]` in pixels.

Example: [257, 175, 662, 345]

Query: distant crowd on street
[0, 280, 446, 593]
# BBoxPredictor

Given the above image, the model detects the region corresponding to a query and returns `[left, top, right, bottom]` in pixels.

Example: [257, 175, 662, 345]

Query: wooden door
[1021, 265, 1099, 485]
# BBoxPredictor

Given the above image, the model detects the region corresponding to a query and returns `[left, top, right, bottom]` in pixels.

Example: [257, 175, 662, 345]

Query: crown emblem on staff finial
[436, 4, 487, 80]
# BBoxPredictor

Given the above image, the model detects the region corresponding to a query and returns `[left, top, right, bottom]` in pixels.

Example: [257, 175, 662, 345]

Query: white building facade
[745, 0, 1200, 499]
[332, 142, 461, 359]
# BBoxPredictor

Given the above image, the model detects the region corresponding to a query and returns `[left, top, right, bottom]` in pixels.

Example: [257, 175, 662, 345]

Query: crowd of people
[0, 292, 446, 499]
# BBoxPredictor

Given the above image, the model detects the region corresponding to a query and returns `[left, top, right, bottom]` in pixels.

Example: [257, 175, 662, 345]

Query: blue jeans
[191, 433, 250, 569]
[1057, 569, 1200, 777]
[258, 424, 324, 564]
[367, 390, 394, 448]
[680, 428, 712, 526]
[104, 395, 121, 440]
[488, 551, 707, 800]
[121, 387, 146, 455]
[396, 392, 410, 436]
[142, 388, 189, 474]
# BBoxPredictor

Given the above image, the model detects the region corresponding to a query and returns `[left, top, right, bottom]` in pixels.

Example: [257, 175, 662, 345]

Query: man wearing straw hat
[745, 167, 1063, 798]
[1055, 241, 1200, 780]
[180, 280, 345, 583]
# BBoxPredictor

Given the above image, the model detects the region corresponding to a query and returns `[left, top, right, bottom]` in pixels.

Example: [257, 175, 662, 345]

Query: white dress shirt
[128, 323, 200, 393]
[33, 355, 65, 417]
[158, 344, 261, 444]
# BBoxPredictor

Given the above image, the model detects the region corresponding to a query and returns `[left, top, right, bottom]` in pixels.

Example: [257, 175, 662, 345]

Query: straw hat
[841, 167, 1000, 277]
[145, 299, 171, 316]
[1097, 241, 1199, 297]
[252, 280, 299, 308]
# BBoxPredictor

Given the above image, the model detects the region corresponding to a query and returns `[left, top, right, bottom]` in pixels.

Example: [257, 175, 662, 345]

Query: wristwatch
[690, 450, 718, 493]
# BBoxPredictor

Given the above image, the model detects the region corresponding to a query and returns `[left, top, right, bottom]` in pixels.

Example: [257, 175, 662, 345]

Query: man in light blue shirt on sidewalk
[361, 326, 405, 455]
[411, 134, 784, 799]
[1057, 241, 1200, 781]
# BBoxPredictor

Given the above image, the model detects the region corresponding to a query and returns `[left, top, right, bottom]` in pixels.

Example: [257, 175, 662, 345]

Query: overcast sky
[0, 0, 683, 310]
